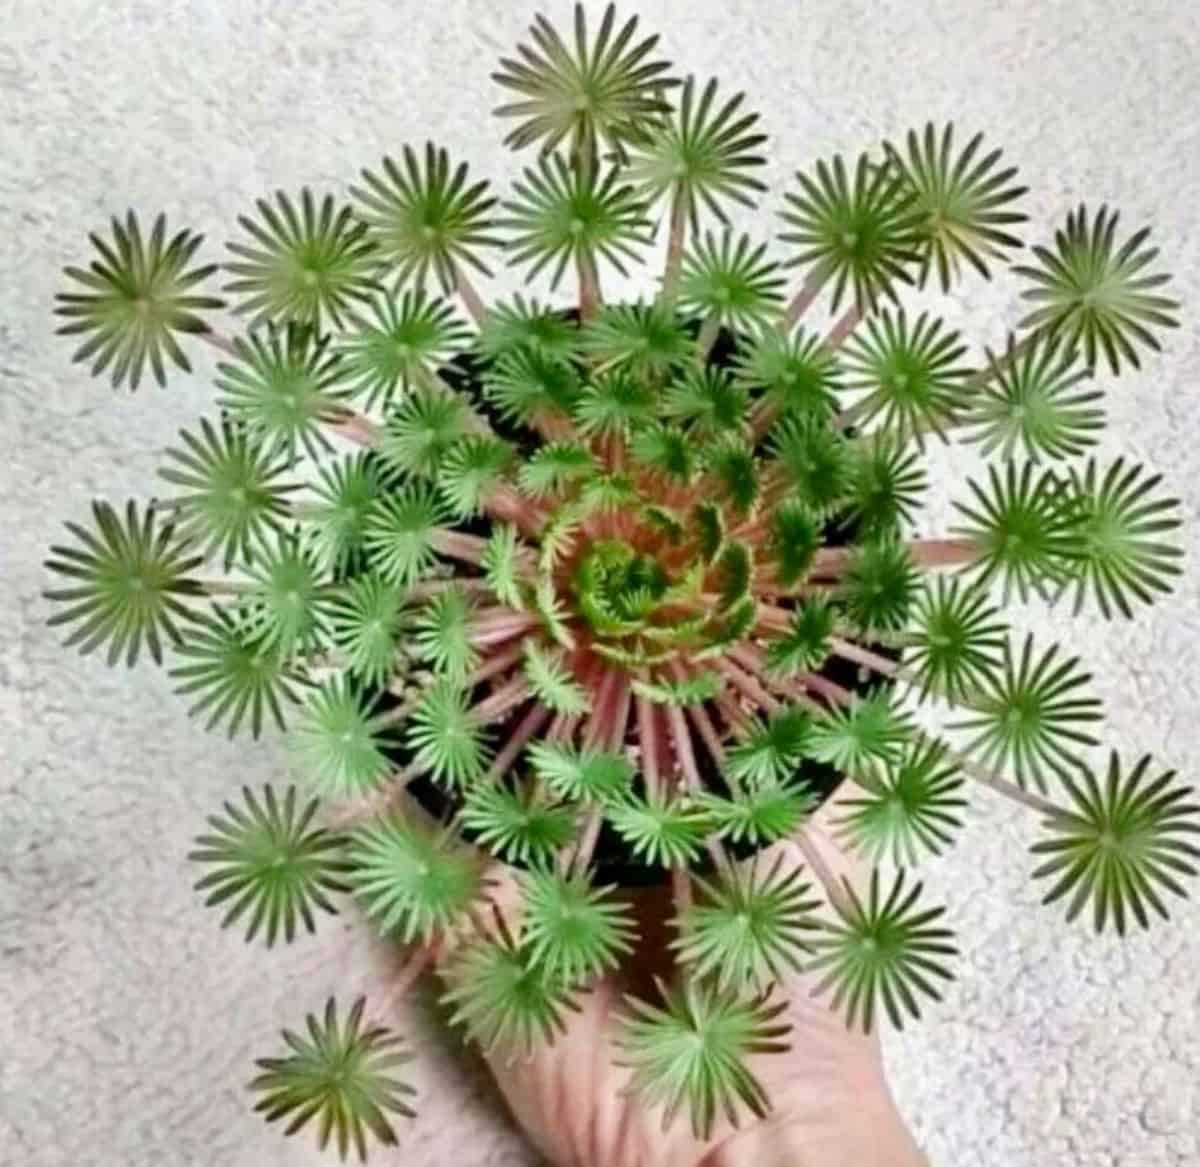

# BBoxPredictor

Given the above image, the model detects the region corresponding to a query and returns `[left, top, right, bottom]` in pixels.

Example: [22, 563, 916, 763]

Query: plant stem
[933, 735, 1065, 818]
[454, 268, 488, 327]
[660, 189, 689, 306]
[694, 311, 721, 364]
[825, 303, 862, 350]
[323, 406, 382, 447]
[782, 268, 826, 329]
[368, 943, 437, 1023]
[198, 327, 239, 358]
[795, 827, 849, 915]
[198, 579, 254, 596]
[578, 250, 601, 323]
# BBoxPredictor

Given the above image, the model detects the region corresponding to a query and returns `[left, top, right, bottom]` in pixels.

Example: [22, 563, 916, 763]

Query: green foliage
[764, 597, 834, 676]
[767, 415, 853, 517]
[345, 816, 481, 943]
[380, 387, 468, 480]
[606, 789, 713, 867]
[732, 324, 841, 418]
[807, 692, 913, 774]
[678, 229, 784, 330]
[337, 288, 471, 412]
[250, 997, 416, 1163]
[625, 75, 766, 228]
[169, 607, 303, 738]
[292, 678, 394, 797]
[411, 586, 478, 680]
[962, 331, 1102, 462]
[216, 325, 348, 464]
[808, 871, 957, 1031]
[616, 979, 789, 1139]
[493, 4, 676, 161]
[442, 918, 578, 1054]
[849, 430, 928, 537]
[953, 461, 1076, 602]
[574, 369, 656, 437]
[523, 640, 588, 714]
[837, 739, 967, 865]
[327, 573, 405, 690]
[240, 532, 332, 656]
[1031, 753, 1200, 934]
[405, 679, 489, 789]
[582, 300, 692, 378]
[484, 345, 582, 423]
[304, 453, 383, 574]
[352, 144, 499, 292]
[476, 294, 580, 363]
[883, 122, 1028, 291]
[527, 741, 635, 804]
[725, 707, 812, 787]
[225, 189, 380, 330]
[663, 366, 748, 435]
[363, 483, 447, 586]
[158, 416, 294, 569]
[1060, 458, 1183, 619]
[520, 868, 637, 985]
[674, 857, 820, 991]
[480, 523, 527, 608]
[55, 211, 223, 390]
[700, 778, 815, 847]
[841, 308, 972, 439]
[501, 154, 652, 287]
[907, 577, 1007, 703]
[951, 635, 1102, 791]
[189, 785, 348, 946]
[460, 781, 576, 864]
[44, 499, 202, 666]
[439, 435, 513, 518]
[779, 152, 921, 312]
[1013, 203, 1180, 374]
[839, 538, 920, 634]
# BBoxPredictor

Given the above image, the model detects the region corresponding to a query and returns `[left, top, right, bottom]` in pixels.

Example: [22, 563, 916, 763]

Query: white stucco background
[2, 1, 1199, 1164]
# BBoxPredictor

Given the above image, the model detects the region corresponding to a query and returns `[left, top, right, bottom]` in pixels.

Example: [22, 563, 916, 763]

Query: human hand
[433, 790, 928, 1167]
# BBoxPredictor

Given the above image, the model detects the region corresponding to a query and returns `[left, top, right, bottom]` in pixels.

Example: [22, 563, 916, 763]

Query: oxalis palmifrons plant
[43, 2, 1198, 1160]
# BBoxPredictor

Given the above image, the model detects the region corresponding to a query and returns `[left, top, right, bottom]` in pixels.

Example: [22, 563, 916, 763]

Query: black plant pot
[367, 313, 894, 886]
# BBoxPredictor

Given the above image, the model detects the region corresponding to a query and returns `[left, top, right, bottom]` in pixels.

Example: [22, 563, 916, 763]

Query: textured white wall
[2, 1, 1199, 1165]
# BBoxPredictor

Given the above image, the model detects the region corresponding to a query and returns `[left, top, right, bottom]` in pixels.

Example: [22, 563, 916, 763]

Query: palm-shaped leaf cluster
[54, 212, 225, 391]
[250, 997, 416, 1163]
[189, 785, 349, 946]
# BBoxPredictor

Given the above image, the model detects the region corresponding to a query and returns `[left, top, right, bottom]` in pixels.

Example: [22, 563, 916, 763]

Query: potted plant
[43, 3, 1196, 1160]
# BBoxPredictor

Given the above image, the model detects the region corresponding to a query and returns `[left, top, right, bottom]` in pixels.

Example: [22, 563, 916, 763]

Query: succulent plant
[44, 3, 1195, 1159]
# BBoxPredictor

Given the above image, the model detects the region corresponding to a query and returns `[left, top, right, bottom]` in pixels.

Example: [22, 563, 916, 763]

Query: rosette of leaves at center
[44, 2, 1196, 1160]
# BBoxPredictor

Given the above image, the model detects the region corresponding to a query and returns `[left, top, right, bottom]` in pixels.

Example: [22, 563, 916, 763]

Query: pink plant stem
[660, 190, 688, 305]
[795, 827, 850, 914]
[431, 529, 492, 565]
[368, 942, 439, 1024]
[783, 268, 826, 328]
[469, 608, 540, 648]
[454, 268, 488, 327]
[474, 673, 531, 721]
[665, 699, 726, 867]
[715, 656, 783, 715]
[828, 635, 921, 687]
[635, 694, 663, 800]
[198, 328, 239, 358]
[825, 303, 862, 350]
[470, 642, 526, 686]
[486, 702, 553, 781]
[406, 577, 495, 600]
[714, 690, 754, 736]
[324, 408, 383, 447]
[572, 668, 632, 873]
